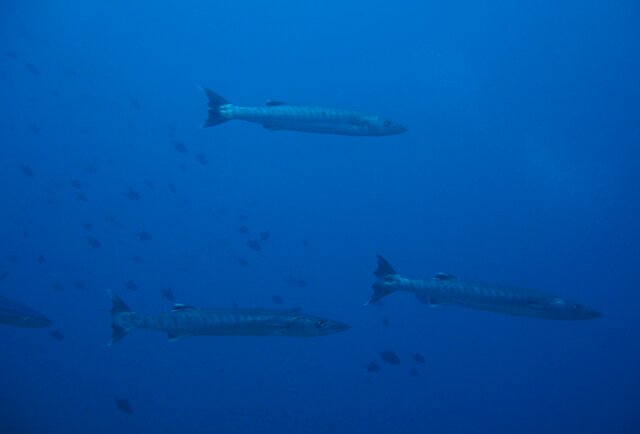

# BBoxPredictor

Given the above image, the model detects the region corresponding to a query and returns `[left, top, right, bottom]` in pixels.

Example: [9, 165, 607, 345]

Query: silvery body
[369, 255, 600, 320]
[201, 87, 406, 136]
[108, 291, 349, 344]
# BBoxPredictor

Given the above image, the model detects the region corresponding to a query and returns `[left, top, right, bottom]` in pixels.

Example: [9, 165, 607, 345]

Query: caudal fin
[200, 87, 230, 127]
[107, 290, 134, 346]
[367, 254, 399, 305]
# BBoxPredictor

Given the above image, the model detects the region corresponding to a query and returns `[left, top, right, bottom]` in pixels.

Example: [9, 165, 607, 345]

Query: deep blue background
[1, 1, 639, 433]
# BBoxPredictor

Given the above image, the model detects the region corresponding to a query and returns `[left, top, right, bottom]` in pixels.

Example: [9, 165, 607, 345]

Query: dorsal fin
[266, 100, 285, 106]
[433, 272, 456, 280]
[171, 304, 196, 311]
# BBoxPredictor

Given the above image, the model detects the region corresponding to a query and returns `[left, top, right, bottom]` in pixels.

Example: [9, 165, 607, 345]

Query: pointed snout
[325, 319, 350, 335]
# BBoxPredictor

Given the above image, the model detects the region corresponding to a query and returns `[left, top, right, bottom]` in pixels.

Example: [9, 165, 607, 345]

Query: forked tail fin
[108, 290, 135, 346]
[200, 87, 230, 127]
[367, 254, 399, 305]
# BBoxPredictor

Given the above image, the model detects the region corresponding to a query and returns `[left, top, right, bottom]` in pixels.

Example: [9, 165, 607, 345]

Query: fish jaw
[14, 313, 52, 328]
[527, 298, 602, 320]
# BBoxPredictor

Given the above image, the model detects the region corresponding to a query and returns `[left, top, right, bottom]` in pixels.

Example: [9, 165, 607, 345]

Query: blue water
[1, 1, 639, 433]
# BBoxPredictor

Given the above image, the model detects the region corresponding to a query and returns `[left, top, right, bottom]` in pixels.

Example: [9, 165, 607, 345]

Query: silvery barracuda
[368, 255, 601, 320]
[108, 291, 349, 345]
[200, 87, 407, 136]
[0, 294, 52, 328]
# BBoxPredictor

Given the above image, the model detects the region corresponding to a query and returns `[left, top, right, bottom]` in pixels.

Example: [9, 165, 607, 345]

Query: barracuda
[0, 294, 52, 328]
[108, 291, 349, 345]
[200, 88, 407, 136]
[368, 255, 601, 320]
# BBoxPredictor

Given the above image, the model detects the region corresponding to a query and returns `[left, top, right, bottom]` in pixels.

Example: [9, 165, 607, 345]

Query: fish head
[0, 296, 52, 328]
[554, 298, 602, 320]
[530, 297, 601, 320]
[355, 115, 407, 136]
[287, 315, 350, 336]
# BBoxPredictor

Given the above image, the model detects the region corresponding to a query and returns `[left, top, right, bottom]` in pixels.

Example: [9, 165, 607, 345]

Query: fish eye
[384, 120, 392, 127]
[317, 320, 326, 328]
[573, 304, 582, 311]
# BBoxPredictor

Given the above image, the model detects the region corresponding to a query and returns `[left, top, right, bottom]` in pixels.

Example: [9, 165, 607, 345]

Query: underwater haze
[1, 0, 639, 433]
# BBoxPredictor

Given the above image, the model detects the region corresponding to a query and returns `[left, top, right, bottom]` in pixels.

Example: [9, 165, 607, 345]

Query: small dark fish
[410, 353, 426, 364]
[123, 189, 141, 200]
[24, 62, 39, 76]
[137, 230, 152, 241]
[5, 50, 19, 60]
[247, 239, 261, 251]
[238, 225, 250, 235]
[145, 180, 155, 190]
[49, 329, 64, 341]
[83, 222, 93, 231]
[124, 280, 138, 292]
[71, 179, 83, 189]
[87, 236, 101, 248]
[133, 256, 144, 264]
[167, 183, 176, 193]
[19, 165, 34, 177]
[196, 154, 207, 165]
[237, 214, 248, 222]
[238, 258, 249, 267]
[172, 140, 187, 154]
[76, 192, 88, 202]
[129, 98, 142, 111]
[7, 256, 19, 263]
[259, 231, 270, 241]
[0, 271, 8, 281]
[27, 122, 39, 134]
[37, 255, 46, 264]
[382, 318, 390, 327]
[379, 350, 400, 365]
[409, 367, 419, 377]
[115, 398, 133, 415]
[271, 295, 284, 305]
[86, 165, 99, 174]
[215, 208, 227, 216]
[160, 288, 175, 302]
[302, 239, 310, 247]
[367, 362, 381, 373]
[74, 281, 87, 290]
[52, 282, 64, 292]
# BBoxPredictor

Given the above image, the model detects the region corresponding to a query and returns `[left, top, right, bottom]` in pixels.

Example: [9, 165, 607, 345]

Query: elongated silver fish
[108, 291, 349, 345]
[368, 255, 601, 320]
[200, 88, 406, 136]
[0, 294, 52, 328]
